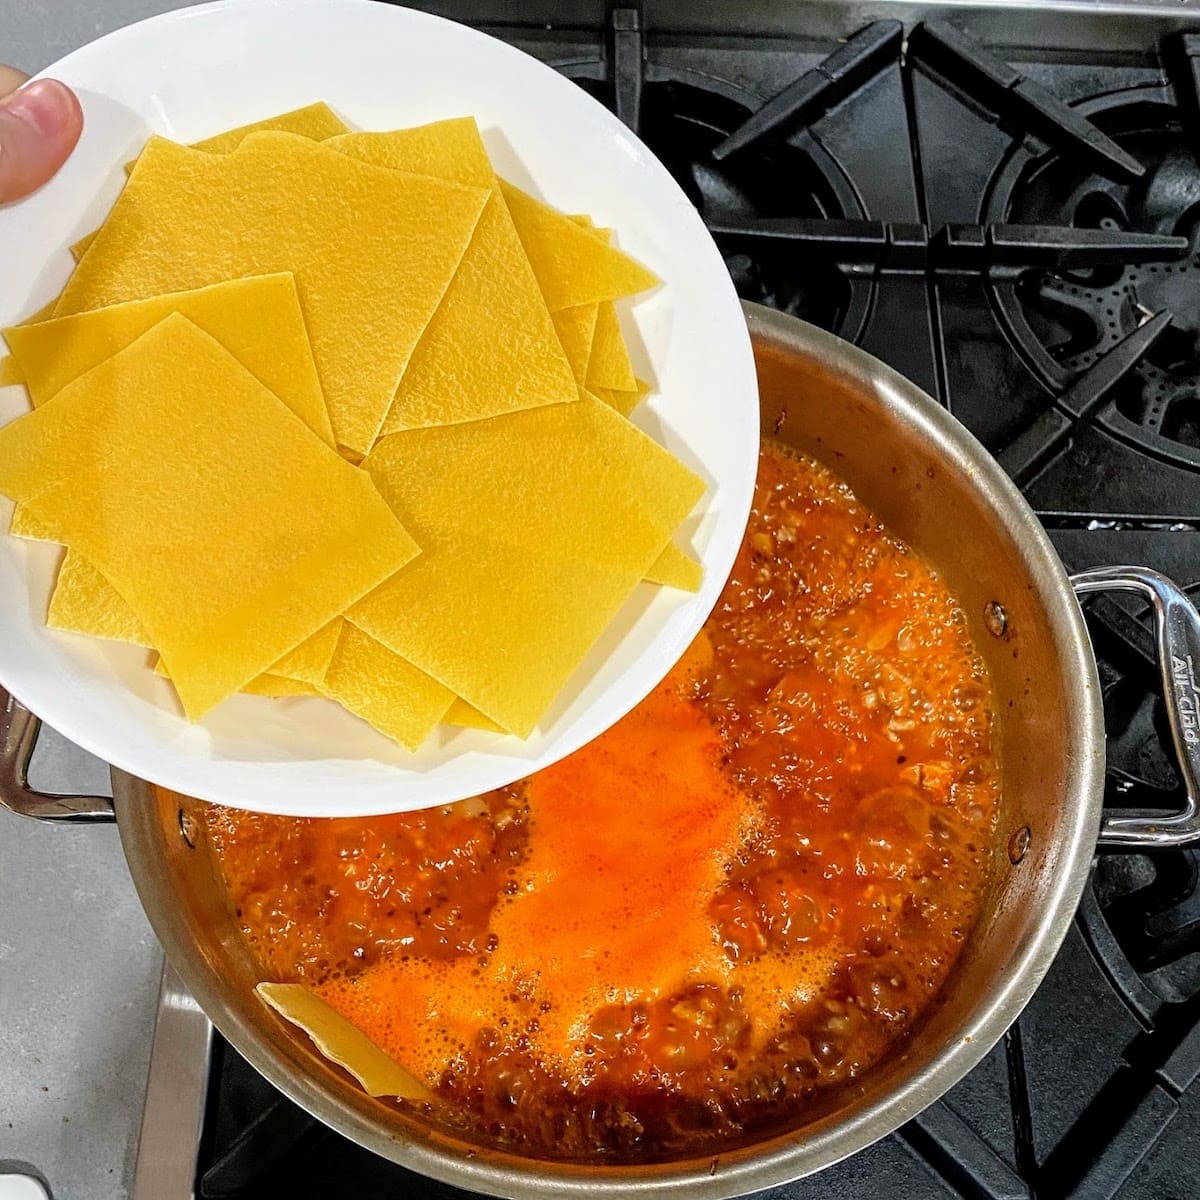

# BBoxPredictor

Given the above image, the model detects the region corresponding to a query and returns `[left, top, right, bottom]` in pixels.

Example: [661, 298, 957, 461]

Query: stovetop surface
[192, 6, 1200, 1199]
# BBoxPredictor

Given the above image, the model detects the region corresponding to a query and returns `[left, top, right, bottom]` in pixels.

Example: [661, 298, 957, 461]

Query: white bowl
[0, 0, 758, 817]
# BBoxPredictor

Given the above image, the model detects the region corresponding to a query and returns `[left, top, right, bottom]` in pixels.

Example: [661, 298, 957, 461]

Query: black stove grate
[194, 8, 1200, 1197]
[984, 64, 1200, 477]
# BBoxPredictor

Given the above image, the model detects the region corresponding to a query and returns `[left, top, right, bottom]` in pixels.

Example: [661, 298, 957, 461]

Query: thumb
[0, 79, 83, 205]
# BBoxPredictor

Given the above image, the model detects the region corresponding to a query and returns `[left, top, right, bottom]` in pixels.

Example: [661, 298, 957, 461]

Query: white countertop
[1, 0, 203, 75]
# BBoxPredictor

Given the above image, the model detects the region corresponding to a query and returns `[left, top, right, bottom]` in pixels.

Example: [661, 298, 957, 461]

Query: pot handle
[0, 686, 115, 823]
[1071, 565, 1200, 848]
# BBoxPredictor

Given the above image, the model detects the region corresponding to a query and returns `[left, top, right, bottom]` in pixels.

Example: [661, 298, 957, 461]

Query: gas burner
[986, 86, 1200, 471]
[556, 54, 869, 338]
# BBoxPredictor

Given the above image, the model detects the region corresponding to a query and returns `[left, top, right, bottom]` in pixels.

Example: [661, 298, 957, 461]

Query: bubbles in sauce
[204, 443, 1000, 1160]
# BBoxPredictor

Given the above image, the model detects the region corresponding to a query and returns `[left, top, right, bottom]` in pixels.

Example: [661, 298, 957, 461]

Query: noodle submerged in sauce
[204, 443, 1000, 1160]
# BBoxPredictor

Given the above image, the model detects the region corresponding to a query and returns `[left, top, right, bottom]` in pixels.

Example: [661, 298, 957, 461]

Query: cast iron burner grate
[1091, 850, 1200, 994]
[635, 74, 859, 329]
[986, 73, 1200, 472]
[554, 13, 869, 336]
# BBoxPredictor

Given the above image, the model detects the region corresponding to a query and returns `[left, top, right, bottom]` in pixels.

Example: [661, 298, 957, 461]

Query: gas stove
[7, 3, 1200, 1199]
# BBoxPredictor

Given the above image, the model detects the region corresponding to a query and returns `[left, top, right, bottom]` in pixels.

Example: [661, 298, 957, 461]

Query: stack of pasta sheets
[0, 104, 705, 749]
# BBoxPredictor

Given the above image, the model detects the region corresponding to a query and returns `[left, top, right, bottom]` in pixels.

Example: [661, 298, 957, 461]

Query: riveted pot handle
[1071, 566, 1200, 848]
[0, 687, 115, 822]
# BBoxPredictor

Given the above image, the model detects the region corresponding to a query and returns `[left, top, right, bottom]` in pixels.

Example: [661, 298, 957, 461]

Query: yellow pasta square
[595, 378, 652, 418]
[9, 504, 58, 541]
[193, 101, 348, 154]
[351, 397, 703, 735]
[242, 675, 322, 699]
[499, 179, 659, 311]
[13, 275, 339, 655]
[0, 315, 419, 719]
[644, 543, 702, 592]
[586, 300, 638, 393]
[5, 274, 332, 444]
[152, 621, 339, 689]
[257, 983, 432, 1101]
[318, 623, 454, 750]
[330, 120, 577, 436]
[53, 133, 488, 454]
[444, 697, 508, 734]
[70, 103, 352, 261]
[551, 305, 598, 385]
[53, 558, 339, 681]
[330, 117, 493, 188]
[49, 551, 146, 644]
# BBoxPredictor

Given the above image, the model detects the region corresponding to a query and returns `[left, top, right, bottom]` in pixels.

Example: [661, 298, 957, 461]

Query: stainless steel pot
[4, 302, 1200, 1198]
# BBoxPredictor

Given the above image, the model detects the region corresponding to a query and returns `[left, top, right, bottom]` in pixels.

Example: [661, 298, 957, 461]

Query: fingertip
[45, 79, 85, 147]
[49, 79, 85, 145]
[0, 78, 83, 204]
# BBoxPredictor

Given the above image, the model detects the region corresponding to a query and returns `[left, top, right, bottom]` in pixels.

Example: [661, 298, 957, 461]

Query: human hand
[0, 66, 83, 204]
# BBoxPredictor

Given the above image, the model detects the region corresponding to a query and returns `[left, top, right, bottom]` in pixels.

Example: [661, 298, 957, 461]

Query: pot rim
[112, 302, 1107, 1199]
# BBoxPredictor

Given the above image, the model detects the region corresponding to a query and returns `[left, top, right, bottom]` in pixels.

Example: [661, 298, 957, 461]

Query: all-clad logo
[1171, 654, 1200, 747]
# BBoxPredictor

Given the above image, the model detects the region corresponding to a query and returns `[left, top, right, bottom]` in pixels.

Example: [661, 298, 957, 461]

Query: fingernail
[2, 80, 74, 137]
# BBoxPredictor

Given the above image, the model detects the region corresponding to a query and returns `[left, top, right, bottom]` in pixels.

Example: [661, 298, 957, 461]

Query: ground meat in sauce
[202, 442, 1000, 1161]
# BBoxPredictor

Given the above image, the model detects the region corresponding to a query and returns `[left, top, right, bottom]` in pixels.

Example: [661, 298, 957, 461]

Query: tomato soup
[204, 443, 1000, 1159]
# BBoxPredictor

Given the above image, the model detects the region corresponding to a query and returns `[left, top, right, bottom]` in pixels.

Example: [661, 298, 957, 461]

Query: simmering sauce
[204, 444, 1000, 1159]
